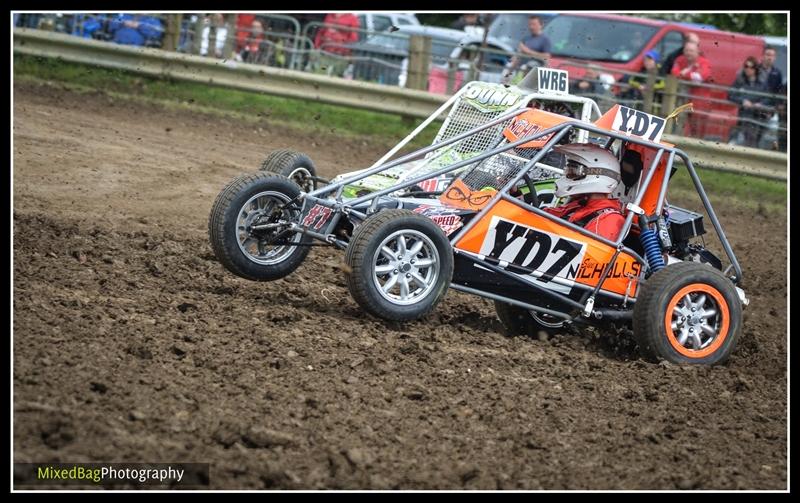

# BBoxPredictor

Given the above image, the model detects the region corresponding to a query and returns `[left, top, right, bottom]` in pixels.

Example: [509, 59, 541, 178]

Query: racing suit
[544, 197, 625, 242]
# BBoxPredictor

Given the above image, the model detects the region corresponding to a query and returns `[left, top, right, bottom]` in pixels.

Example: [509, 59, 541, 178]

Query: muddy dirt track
[13, 82, 787, 490]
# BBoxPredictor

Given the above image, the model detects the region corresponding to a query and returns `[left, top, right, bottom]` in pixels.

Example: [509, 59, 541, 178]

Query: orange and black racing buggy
[209, 103, 748, 365]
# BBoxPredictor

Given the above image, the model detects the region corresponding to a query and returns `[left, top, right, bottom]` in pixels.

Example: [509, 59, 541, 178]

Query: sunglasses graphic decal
[441, 181, 497, 210]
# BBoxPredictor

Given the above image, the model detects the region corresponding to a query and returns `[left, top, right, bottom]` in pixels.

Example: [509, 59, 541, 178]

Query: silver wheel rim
[287, 167, 315, 192]
[236, 190, 301, 265]
[670, 292, 722, 351]
[371, 229, 440, 306]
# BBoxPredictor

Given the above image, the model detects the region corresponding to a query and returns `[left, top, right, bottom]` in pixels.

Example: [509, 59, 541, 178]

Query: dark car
[347, 24, 516, 93]
[346, 25, 468, 86]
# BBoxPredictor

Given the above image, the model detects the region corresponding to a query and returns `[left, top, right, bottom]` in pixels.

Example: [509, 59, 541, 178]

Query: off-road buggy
[208, 73, 748, 365]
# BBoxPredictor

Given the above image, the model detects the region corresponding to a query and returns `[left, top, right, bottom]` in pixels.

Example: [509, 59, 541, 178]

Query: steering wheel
[521, 173, 540, 207]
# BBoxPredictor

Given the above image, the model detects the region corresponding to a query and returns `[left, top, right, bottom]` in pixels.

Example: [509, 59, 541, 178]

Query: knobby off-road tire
[208, 173, 311, 281]
[494, 301, 567, 337]
[345, 209, 453, 322]
[633, 261, 742, 365]
[259, 149, 317, 193]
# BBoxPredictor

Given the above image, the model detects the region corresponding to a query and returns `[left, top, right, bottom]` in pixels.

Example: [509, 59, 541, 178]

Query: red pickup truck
[542, 13, 768, 142]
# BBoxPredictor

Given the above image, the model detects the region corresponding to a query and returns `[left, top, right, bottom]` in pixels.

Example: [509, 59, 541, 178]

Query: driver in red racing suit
[543, 143, 626, 242]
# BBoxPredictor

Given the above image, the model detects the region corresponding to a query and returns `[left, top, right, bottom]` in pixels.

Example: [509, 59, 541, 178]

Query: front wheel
[344, 209, 453, 321]
[208, 173, 311, 281]
[633, 261, 742, 365]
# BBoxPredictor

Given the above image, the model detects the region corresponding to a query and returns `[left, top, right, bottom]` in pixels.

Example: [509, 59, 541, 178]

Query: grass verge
[669, 164, 786, 214]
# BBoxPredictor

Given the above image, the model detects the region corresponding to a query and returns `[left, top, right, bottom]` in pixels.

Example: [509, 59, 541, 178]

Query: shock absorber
[639, 215, 665, 274]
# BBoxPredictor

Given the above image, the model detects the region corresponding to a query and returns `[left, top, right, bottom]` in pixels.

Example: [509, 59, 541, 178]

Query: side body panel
[453, 200, 642, 298]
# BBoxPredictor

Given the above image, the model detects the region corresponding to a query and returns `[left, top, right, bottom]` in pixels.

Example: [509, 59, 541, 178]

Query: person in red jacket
[314, 13, 359, 56]
[235, 14, 256, 54]
[670, 41, 711, 83]
[544, 143, 626, 243]
[238, 19, 266, 63]
[671, 41, 714, 138]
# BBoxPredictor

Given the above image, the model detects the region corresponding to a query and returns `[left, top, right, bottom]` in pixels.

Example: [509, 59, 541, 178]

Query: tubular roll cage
[366, 81, 603, 171]
[279, 106, 743, 321]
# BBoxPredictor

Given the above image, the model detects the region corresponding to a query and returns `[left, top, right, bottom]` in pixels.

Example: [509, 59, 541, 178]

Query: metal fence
[13, 13, 787, 152]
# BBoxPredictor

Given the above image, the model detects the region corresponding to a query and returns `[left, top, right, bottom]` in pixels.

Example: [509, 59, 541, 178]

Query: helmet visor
[564, 160, 587, 180]
[563, 160, 621, 182]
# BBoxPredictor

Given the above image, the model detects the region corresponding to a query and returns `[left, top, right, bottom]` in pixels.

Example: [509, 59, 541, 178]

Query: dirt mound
[13, 81, 786, 489]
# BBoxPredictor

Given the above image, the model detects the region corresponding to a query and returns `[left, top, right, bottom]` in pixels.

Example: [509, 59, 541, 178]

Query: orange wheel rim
[663, 283, 730, 359]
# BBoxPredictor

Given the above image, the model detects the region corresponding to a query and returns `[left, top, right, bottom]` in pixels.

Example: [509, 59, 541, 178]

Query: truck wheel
[345, 209, 453, 321]
[633, 261, 742, 365]
[260, 149, 317, 192]
[208, 173, 311, 281]
[494, 301, 566, 337]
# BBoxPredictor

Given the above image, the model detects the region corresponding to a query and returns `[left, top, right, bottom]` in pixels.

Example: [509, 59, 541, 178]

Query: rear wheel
[345, 209, 453, 321]
[633, 261, 742, 365]
[260, 149, 317, 192]
[494, 301, 567, 337]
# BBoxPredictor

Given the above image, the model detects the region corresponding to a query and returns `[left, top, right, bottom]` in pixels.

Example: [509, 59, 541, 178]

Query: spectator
[107, 14, 164, 47]
[670, 41, 710, 83]
[264, 21, 291, 68]
[200, 13, 228, 57]
[570, 65, 600, 95]
[758, 45, 783, 95]
[775, 82, 787, 151]
[505, 15, 551, 77]
[615, 30, 646, 61]
[313, 13, 359, 56]
[671, 41, 713, 138]
[234, 14, 257, 54]
[176, 14, 199, 52]
[660, 32, 699, 76]
[451, 13, 483, 30]
[70, 14, 108, 39]
[238, 19, 265, 63]
[621, 50, 665, 103]
[16, 14, 44, 29]
[313, 13, 359, 77]
[630, 31, 645, 52]
[728, 56, 770, 148]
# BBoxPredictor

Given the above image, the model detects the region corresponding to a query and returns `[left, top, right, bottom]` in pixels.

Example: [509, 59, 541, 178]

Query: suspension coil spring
[640, 227, 665, 274]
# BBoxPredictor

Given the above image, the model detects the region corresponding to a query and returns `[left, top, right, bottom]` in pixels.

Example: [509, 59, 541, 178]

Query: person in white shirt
[200, 13, 228, 57]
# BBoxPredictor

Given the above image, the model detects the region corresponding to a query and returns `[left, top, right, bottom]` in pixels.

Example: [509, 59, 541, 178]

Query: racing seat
[615, 146, 644, 205]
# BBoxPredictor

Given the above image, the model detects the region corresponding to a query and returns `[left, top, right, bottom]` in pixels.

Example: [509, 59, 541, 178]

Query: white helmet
[553, 143, 621, 198]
